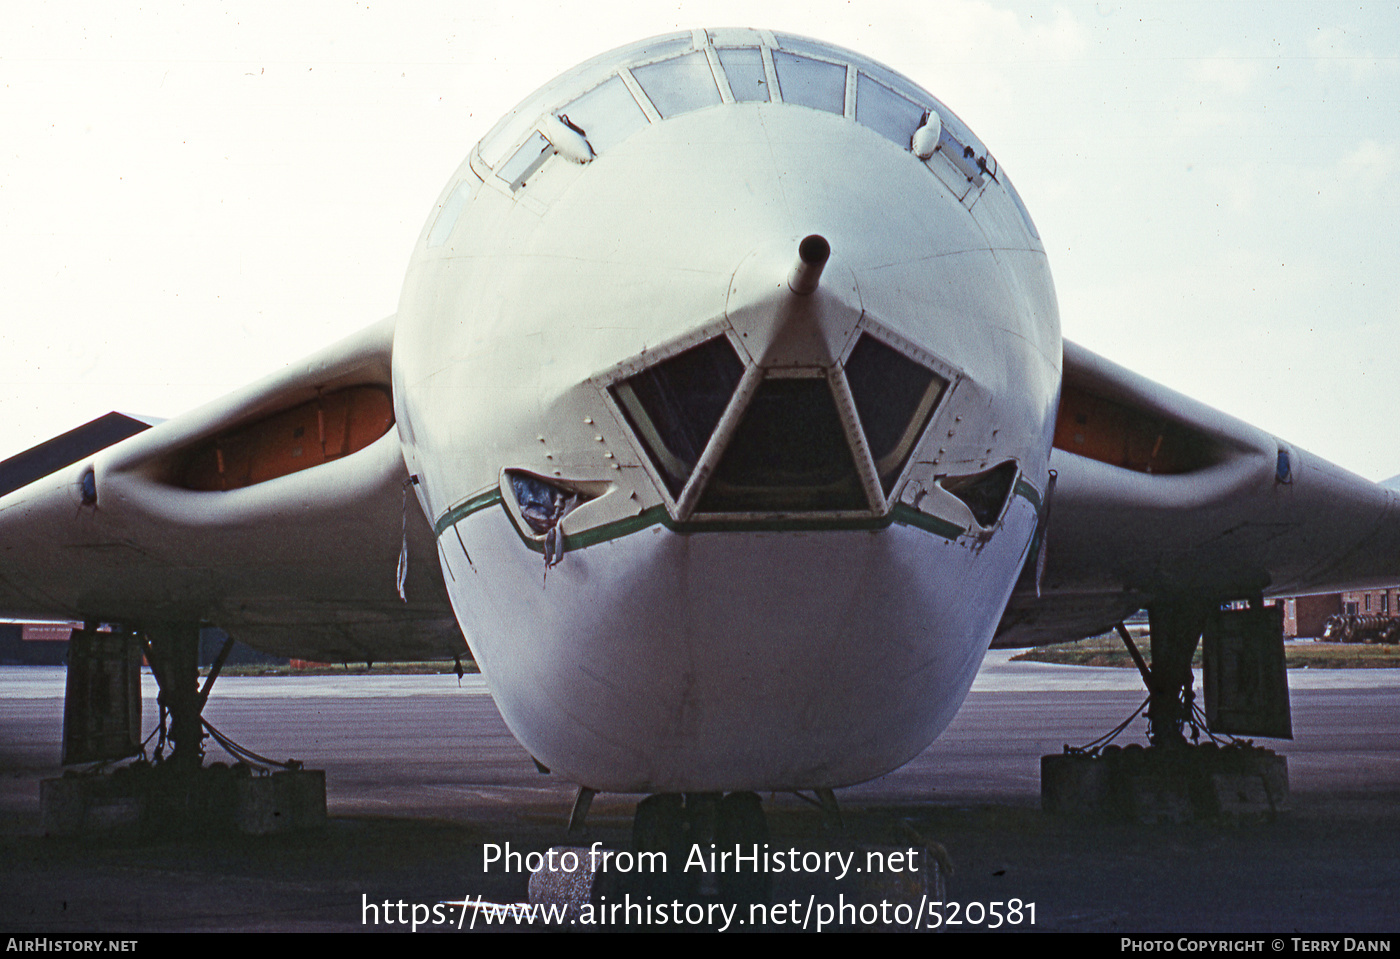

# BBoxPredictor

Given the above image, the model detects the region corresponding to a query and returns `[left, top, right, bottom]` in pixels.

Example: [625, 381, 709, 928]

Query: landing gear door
[1202, 606, 1292, 739]
[62, 629, 143, 765]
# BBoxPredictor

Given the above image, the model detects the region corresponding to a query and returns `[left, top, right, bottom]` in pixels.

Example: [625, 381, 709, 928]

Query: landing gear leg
[144, 623, 204, 769]
[45, 623, 325, 836]
[1146, 601, 1210, 747]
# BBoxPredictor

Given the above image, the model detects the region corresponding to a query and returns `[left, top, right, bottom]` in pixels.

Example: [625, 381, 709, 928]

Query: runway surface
[2, 652, 1398, 933]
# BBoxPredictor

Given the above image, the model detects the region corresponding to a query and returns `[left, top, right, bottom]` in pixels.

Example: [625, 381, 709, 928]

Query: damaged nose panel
[506, 471, 595, 577]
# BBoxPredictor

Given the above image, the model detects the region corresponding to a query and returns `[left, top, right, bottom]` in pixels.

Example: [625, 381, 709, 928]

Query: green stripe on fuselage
[432, 487, 503, 537]
[1013, 476, 1042, 511]
[434, 477, 1042, 554]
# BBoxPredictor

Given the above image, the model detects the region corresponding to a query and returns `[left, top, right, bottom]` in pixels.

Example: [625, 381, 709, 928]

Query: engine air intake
[180, 385, 393, 492]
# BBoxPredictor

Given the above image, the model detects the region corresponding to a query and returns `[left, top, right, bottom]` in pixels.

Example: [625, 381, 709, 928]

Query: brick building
[1280, 590, 1400, 639]
[0, 624, 285, 667]
[1340, 588, 1400, 617]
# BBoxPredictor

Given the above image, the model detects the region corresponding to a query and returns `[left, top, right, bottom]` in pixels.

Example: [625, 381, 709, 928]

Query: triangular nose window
[843, 334, 948, 494]
[610, 336, 744, 497]
[696, 376, 867, 513]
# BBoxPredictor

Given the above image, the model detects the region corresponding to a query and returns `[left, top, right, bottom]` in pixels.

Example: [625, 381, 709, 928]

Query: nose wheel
[629, 791, 771, 907]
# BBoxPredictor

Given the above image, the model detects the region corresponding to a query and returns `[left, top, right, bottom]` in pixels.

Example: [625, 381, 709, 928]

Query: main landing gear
[1145, 601, 1209, 747]
[42, 622, 325, 838]
[1041, 599, 1290, 822]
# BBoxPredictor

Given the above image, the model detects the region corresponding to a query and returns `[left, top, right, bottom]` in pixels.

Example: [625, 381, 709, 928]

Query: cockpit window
[498, 131, 553, 191]
[843, 334, 948, 494]
[696, 376, 867, 513]
[557, 76, 649, 155]
[469, 32, 1040, 255]
[610, 336, 745, 498]
[716, 47, 770, 102]
[632, 51, 723, 118]
[473, 32, 1041, 237]
[856, 73, 926, 149]
[771, 51, 847, 115]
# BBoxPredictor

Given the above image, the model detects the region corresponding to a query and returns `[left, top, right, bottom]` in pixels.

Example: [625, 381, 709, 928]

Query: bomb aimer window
[695, 376, 867, 514]
[843, 334, 948, 494]
[611, 337, 744, 498]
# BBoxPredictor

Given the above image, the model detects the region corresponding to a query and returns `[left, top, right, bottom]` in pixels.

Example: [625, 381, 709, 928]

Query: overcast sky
[3, 1, 1397, 479]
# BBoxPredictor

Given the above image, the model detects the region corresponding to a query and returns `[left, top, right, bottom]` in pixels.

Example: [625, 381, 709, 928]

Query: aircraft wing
[0, 316, 462, 663]
[4, 318, 1394, 660]
[995, 338, 1400, 647]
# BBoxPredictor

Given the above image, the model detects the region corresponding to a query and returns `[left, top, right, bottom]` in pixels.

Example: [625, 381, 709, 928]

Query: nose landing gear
[629, 791, 771, 906]
[528, 788, 949, 929]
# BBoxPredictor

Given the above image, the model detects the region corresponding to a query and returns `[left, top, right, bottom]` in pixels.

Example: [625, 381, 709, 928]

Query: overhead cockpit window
[557, 76, 649, 155]
[772, 51, 847, 115]
[856, 73, 926, 149]
[696, 376, 867, 513]
[610, 337, 744, 498]
[716, 47, 770, 102]
[843, 334, 948, 494]
[632, 52, 723, 118]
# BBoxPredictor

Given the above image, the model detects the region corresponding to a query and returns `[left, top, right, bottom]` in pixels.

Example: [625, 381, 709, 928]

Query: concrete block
[1041, 753, 1112, 815]
[1128, 774, 1195, 824]
[40, 765, 327, 839]
[1041, 745, 1288, 823]
[1210, 773, 1273, 820]
[236, 770, 327, 835]
[528, 846, 612, 926]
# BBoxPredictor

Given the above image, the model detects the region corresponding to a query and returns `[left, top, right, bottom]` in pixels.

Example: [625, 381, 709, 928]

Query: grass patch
[201, 660, 479, 677]
[1011, 632, 1400, 669]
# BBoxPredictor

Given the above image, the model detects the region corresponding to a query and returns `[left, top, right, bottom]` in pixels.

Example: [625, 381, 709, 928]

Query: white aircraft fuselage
[392, 30, 1060, 793]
